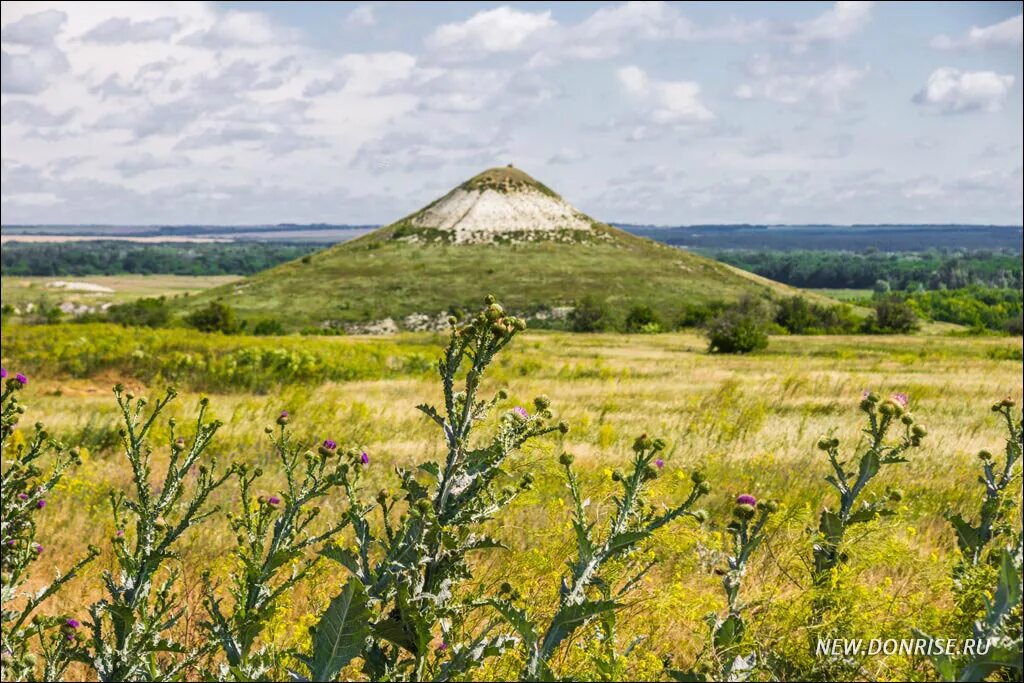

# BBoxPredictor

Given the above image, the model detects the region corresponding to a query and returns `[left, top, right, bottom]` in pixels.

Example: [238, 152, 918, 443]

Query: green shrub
[704, 299, 770, 354]
[624, 304, 662, 333]
[774, 296, 859, 335]
[251, 319, 286, 336]
[865, 297, 919, 334]
[104, 297, 170, 328]
[570, 295, 615, 332]
[677, 302, 725, 328]
[185, 301, 241, 334]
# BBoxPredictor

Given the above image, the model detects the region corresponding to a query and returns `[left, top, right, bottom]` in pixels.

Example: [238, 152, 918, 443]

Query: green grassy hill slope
[180, 168, 825, 331]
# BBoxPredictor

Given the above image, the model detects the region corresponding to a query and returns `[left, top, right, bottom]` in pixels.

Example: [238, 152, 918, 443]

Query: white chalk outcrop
[410, 187, 593, 243]
[402, 166, 595, 244]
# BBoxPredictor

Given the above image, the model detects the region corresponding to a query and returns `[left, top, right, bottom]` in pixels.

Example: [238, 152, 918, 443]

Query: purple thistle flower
[0, 367, 6, 379]
[323, 439, 337, 449]
[360, 451, 370, 465]
[437, 642, 448, 652]
[890, 393, 909, 409]
[66, 618, 80, 629]
[736, 494, 757, 507]
[514, 406, 529, 419]
[280, 410, 289, 418]
[33, 543, 43, 553]
[37, 499, 46, 509]
[268, 496, 282, 506]
[6, 539, 14, 546]
[115, 529, 125, 537]
[18, 493, 28, 501]
[15, 373, 27, 385]
[655, 458, 665, 469]
[861, 390, 870, 399]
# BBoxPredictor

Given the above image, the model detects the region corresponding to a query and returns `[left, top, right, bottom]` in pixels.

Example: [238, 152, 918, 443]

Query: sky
[1, 1, 1021, 226]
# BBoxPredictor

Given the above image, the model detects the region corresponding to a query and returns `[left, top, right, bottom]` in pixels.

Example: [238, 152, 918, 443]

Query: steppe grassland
[3, 325, 1021, 678]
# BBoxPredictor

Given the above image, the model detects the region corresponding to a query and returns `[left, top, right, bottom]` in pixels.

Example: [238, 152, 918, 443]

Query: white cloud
[113, 152, 183, 177]
[425, 2, 872, 68]
[426, 7, 555, 58]
[735, 54, 868, 110]
[1, 9, 69, 94]
[784, 1, 874, 46]
[183, 10, 298, 48]
[617, 66, 713, 126]
[81, 16, 182, 43]
[913, 68, 1015, 114]
[346, 5, 377, 28]
[1, 101, 75, 126]
[1, 9, 66, 45]
[931, 14, 1022, 50]
[304, 52, 418, 96]
[1, 46, 69, 93]
[556, 1, 690, 60]
[547, 147, 586, 165]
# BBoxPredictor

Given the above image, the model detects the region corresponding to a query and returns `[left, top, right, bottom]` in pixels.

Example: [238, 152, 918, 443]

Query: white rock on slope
[411, 187, 593, 243]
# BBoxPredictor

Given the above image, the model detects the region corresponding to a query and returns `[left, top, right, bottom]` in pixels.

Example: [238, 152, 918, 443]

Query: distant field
[1, 274, 239, 308]
[809, 288, 872, 302]
[0, 235, 232, 244]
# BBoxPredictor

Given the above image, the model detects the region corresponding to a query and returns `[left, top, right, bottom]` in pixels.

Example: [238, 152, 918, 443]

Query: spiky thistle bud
[733, 503, 756, 520]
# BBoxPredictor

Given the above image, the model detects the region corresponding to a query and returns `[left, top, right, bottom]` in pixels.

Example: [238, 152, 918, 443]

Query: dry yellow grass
[3, 329, 1021, 680]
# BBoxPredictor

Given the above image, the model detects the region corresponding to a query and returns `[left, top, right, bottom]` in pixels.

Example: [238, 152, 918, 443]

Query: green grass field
[1, 320, 1020, 680]
[809, 288, 873, 302]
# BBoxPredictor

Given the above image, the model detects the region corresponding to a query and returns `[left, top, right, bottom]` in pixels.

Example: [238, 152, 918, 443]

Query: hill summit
[389, 165, 595, 244]
[183, 166, 819, 332]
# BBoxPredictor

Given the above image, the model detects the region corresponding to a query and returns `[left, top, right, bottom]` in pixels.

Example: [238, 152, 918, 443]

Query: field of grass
[809, 288, 873, 302]
[1, 274, 239, 310]
[2, 321, 1021, 680]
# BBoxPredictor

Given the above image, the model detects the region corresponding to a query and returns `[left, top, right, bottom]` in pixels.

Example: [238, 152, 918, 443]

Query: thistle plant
[946, 397, 1022, 566]
[812, 391, 926, 582]
[86, 385, 231, 682]
[486, 437, 709, 682]
[200, 412, 353, 681]
[914, 398, 1023, 682]
[669, 494, 779, 682]
[1, 371, 98, 682]
[917, 539, 1022, 682]
[294, 296, 566, 682]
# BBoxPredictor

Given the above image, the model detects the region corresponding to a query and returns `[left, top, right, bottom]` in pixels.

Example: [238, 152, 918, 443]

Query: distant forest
[0, 241, 321, 276]
[704, 249, 1023, 290]
[623, 224, 1024, 252]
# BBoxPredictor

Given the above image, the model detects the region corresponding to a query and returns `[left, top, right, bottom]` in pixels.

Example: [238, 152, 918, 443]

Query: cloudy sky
[1, 1, 1021, 225]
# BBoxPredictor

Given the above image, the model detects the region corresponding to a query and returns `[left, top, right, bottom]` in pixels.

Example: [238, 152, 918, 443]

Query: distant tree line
[702, 249, 1022, 290]
[904, 286, 1023, 335]
[566, 293, 920, 345]
[625, 224, 1023, 251]
[0, 241, 322, 276]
